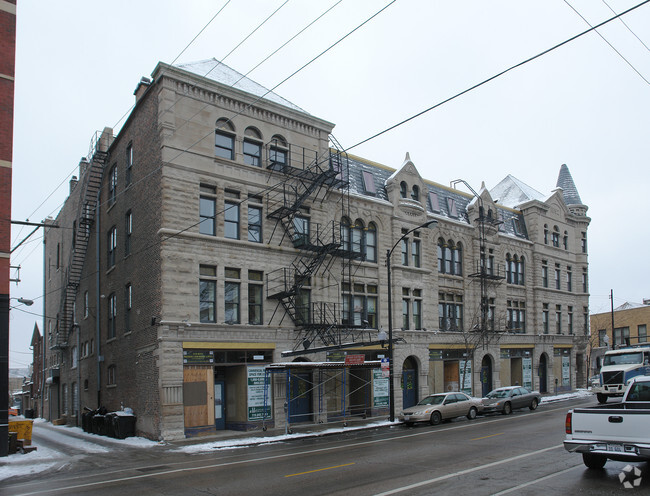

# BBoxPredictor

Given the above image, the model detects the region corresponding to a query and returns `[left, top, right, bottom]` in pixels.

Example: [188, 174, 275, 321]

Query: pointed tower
[556, 164, 587, 216]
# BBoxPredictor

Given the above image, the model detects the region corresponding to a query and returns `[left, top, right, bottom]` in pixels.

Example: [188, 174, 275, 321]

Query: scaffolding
[262, 360, 386, 433]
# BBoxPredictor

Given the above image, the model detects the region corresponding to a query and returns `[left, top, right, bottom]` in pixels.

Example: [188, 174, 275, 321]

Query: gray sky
[9, 0, 650, 368]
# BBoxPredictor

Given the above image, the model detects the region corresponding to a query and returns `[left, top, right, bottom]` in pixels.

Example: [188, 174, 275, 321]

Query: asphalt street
[2, 396, 648, 495]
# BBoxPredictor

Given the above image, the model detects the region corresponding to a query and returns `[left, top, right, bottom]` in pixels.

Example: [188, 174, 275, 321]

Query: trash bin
[82, 411, 93, 432]
[109, 412, 136, 439]
[24, 409, 34, 419]
[92, 414, 107, 436]
[8, 419, 33, 446]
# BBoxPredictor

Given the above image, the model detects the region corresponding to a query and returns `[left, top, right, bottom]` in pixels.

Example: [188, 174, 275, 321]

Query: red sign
[344, 354, 365, 365]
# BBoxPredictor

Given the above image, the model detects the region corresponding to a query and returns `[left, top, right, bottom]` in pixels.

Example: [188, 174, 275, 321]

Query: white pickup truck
[564, 375, 650, 468]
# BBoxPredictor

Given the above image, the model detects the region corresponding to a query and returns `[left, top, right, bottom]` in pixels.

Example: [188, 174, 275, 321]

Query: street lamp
[11, 297, 34, 306]
[386, 219, 437, 421]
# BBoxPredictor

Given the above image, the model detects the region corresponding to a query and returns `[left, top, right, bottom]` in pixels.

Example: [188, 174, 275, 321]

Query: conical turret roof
[556, 164, 582, 205]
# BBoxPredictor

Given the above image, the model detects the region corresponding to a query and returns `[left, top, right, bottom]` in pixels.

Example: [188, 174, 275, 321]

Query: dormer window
[428, 191, 440, 213]
[411, 185, 419, 201]
[362, 171, 376, 194]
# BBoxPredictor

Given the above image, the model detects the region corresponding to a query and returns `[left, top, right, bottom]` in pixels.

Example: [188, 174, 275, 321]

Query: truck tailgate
[571, 407, 650, 444]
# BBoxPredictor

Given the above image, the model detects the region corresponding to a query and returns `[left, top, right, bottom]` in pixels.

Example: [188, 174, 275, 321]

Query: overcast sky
[8, 0, 650, 368]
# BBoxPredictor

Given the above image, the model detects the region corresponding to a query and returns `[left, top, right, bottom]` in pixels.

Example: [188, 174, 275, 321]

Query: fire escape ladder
[51, 137, 108, 349]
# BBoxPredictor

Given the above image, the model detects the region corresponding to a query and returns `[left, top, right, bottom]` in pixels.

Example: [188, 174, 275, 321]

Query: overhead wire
[344, 0, 650, 153]
[602, 0, 650, 52]
[563, 0, 650, 86]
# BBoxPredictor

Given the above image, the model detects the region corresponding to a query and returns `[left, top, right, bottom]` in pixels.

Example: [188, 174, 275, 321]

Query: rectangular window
[200, 265, 217, 323]
[555, 264, 561, 290]
[199, 185, 217, 236]
[401, 239, 408, 266]
[567, 306, 573, 334]
[439, 293, 463, 331]
[243, 140, 262, 166]
[613, 326, 630, 347]
[402, 288, 410, 330]
[270, 146, 288, 169]
[507, 300, 526, 333]
[583, 307, 589, 335]
[411, 239, 420, 268]
[638, 324, 647, 344]
[555, 305, 562, 334]
[248, 205, 263, 243]
[292, 215, 310, 247]
[108, 293, 117, 339]
[125, 284, 132, 333]
[581, 232, 587, 253]
[109, 164, 117, 205]
[215, 131, 234, 159]
[125, 211, 132, 256]
[582, 268, 588, 293]
[598, 329, 607, 347]
[225, 268, 240, 324]
[107, 365, 116, 386]
[126, 143, 133, 185]
[412, 290, 422, 330]
[84, 291, 89, 319]
[296, 288, 310, 325]
[107, 227, 117, 268]
[342, 284, 378, 329]
[542, 303, 549, 334]
[224, 201, 240, 239]
[361, 171, 377, 194]
[566, 267, 572, 292]
[365, 226, 377, 263]
[248, 270, 263, 325]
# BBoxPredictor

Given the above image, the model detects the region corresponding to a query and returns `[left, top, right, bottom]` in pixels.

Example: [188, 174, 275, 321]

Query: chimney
[134, 76, 152, 103]
[69, 176, 78, 194]
[79, 157, 89, 177]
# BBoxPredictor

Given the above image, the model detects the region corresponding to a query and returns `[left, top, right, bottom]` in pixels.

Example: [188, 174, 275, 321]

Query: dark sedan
[482, 386, 541, 414]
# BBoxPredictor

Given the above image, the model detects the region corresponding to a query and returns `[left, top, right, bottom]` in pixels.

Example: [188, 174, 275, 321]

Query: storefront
[429, 346, 474, 395]
[499, 346, 534, 389]
[182, 342, 274, 436]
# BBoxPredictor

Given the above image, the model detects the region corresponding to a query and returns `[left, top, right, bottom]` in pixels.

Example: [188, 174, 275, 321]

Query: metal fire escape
[50, 132, 109, 349]
[265, 137, 368, 352]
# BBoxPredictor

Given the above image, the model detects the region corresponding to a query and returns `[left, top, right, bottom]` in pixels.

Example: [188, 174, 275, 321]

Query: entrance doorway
[510, 357, 523, 386]
[443, 361, 459, 392]
[539, 353, 548, 393]
[402, 357, 418, 409]
[289, 371, 313, 423]
[481, 355, 493, 397]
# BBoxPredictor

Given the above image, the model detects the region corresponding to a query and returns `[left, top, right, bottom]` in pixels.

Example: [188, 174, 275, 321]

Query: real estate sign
[247, 366, 272, 421]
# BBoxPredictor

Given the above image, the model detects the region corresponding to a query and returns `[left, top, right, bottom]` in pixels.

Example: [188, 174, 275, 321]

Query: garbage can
[82, 411, 93, 432]
[24, 409, 34, 419]
[110, 412, 136, 439]
[92, 414, 107, 436]
[8, 419, 33, 446]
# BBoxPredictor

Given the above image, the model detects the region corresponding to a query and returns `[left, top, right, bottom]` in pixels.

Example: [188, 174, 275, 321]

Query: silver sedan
[399, 392, 484, 426]
[481, 386, 541, 414]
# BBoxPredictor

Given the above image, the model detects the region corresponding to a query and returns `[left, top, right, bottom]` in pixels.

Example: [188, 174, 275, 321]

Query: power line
[345, 0, 650, 153]
[602, 0, 650, 52]
[564, 0, 650, 86]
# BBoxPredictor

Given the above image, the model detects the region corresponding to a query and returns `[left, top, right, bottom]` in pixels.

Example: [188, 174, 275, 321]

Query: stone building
[42, 59, 590, 440]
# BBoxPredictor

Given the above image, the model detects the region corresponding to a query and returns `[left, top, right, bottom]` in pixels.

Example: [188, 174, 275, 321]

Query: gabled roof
[489, 174, 545, 209]
[176, 58, 307, 113]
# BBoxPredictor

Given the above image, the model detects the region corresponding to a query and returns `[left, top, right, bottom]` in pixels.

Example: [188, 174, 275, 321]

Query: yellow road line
[470, 433, 504, 441]
[285, 462, 355, 478]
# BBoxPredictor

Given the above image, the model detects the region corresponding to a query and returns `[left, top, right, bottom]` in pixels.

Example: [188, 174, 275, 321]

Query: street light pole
[386, 219, 437, 422]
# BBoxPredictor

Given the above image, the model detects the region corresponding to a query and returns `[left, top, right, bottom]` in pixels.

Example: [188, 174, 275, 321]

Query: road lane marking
[285, 462, 355, 477]
[373, 444, 564, 496]
[11, 403, 582, 496]
[490, 464, 583, 495]
[470, 433, 504, 441]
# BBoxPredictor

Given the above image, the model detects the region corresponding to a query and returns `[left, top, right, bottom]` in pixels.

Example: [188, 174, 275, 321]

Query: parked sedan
[482, 386, 541, 415]
[399, 392, 484, 426]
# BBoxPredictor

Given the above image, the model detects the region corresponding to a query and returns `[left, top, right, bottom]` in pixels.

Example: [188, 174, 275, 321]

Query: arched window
[518, 256, 525, 285]
[437, 238, 445, 273]
[340, 217, 351, 251]
[563, 231, 568, 250]
[270, 134, 288, 169]
[351, 219, 364, 255]
[411, 185, 419, 201]
[400, 181, 408, 199]
[552, 226, 560, 247]
[215, 118, 235, 160]
[444, 240, 454, 274]
[366, 222, 377, 263]
[243, 127, 263, 167]
[506, 253, 513, 284]
[544, 224, 548, 245]
[454, 242, 463, 275]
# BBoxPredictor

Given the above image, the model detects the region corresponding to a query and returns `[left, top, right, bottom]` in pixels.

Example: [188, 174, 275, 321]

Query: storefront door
[214, 381, 225, 430]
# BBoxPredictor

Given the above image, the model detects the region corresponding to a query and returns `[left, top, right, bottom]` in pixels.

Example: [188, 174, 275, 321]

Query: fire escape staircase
[51, 147, 106, 349]
[266, 144, 366, 350]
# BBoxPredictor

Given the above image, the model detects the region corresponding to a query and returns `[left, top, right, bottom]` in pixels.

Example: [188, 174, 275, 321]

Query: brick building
[43, 59, 591, 440]
[0, 0, 16, 457]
